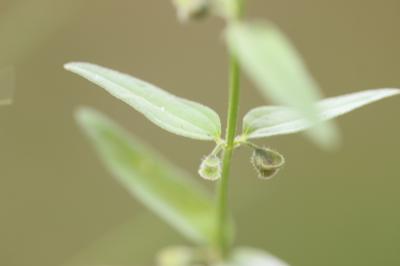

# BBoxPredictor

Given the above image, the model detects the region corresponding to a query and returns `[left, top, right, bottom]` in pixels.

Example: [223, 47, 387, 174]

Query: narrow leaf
[225, 247, 289, 266]
[65, 62, 221, 141]
[226, 21, 337, 146]
[76, 107, 218, 244]
[243, 88, 400, 139]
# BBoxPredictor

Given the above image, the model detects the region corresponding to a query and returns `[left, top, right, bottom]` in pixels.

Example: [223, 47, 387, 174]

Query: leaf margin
[75, 107, 221, 244]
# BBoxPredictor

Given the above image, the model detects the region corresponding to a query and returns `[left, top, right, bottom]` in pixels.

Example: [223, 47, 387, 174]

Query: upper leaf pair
[65, 62, 399, 148]
[64, 12, 399, 167]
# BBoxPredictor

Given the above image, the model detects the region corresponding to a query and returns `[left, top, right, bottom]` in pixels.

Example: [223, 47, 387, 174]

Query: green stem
[214, 0, 244, 259]
[215, 49, 241, 258]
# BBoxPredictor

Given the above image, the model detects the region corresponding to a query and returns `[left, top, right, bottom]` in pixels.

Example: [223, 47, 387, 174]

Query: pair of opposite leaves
[64, 62, 399, 146]
[65, 22, 399, 147]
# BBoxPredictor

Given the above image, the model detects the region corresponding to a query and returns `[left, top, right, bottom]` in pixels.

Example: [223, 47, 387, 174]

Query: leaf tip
[63, 62, 77, 71]
[64, 62, 93, 73]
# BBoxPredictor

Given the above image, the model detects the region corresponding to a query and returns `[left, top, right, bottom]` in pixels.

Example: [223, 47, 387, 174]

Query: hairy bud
[198, 154, 222, 181]
[251, 147, 285, 179]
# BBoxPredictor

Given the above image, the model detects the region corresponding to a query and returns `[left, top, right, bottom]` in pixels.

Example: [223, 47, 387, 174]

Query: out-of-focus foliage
[226, 21, 338, 147]
[76, 108, 221, 244]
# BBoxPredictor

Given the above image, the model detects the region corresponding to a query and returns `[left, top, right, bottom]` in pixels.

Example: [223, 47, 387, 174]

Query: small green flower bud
[172, 0, 209, 22]
[251, 147, 285, 179]
[198, 154, 221, 181]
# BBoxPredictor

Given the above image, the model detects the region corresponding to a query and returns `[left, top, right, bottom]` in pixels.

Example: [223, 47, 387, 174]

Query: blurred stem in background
[0, 0, 81, 65]
[0, 0, 82, 105]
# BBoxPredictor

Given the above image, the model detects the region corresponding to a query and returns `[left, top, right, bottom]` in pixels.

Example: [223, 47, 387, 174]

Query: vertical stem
[214, 0, 245, 258]
[215, 50, 241, 258]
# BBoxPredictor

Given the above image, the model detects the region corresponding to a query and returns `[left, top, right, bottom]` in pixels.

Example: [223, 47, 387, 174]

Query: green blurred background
[1, 0, 399, 265]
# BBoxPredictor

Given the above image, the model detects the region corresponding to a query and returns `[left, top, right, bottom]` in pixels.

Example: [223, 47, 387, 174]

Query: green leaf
[225, 247, 289, 266]
[76, 107, 219, 244]
[226, 21, 337, 146]
[65, 62, 221, 141]
[243, 88, 400, 139]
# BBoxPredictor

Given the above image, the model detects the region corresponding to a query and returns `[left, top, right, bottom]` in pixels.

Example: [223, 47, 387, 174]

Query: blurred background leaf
[0, 0, 82, 106]
[76, 108, 219, 244]
[226, 21, 338, 148]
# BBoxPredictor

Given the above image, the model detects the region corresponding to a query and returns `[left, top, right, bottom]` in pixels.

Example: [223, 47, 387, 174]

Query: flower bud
[198, 154, 221, 181]
[172, 0, 209, 22]
[251, 147, 285, 179]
